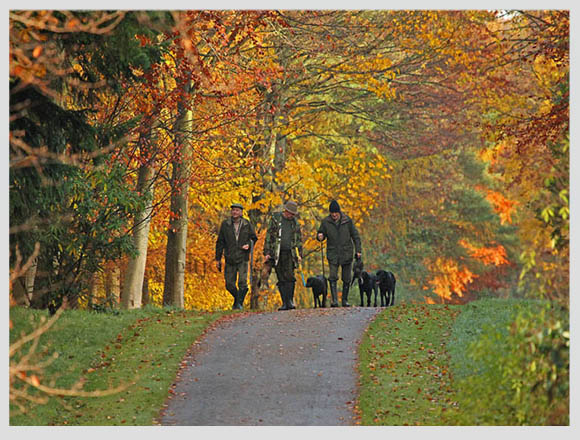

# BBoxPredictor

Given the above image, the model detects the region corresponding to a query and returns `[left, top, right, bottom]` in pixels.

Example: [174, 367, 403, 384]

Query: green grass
[446, 298, 545, 381]
[356, 302, 460, 425]
[12, 298, 568, 426]
[357, 298, 569, 426]
[10, 306, 226, 425]
[443, 298, 568, 425]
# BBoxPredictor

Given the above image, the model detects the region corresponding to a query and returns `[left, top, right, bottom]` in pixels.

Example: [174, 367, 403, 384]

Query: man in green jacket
[263, 200, 303, 311]
[317, 200, 362, 307]
[215, 203, 258, 310]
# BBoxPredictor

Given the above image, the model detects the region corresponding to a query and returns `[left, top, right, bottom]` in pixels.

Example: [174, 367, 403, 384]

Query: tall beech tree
[162, 81, 194, 307]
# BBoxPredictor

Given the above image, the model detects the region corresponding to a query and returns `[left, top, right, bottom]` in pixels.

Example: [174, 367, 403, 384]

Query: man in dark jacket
[317, 200, 362, 307]
[263, 200, 303, 311]
[215, 203, 258, 310]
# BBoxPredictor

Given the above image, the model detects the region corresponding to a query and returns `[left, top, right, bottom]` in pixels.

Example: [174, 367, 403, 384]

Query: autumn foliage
[9, 10, 569, 310]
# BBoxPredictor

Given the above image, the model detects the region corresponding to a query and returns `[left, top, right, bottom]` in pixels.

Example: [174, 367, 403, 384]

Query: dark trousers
[224, 260, 248, 294]
[274, 250, 296, 309]
[328, 261, 353, 284]
[274, 250, 296, 284]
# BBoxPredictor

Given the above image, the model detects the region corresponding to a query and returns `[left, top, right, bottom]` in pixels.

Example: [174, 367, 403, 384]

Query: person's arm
[350, 220, 362, 256]
[241, 220, 256, 250]
[316, 220, 326, 241]
[295, 220, 303, 259]
[249, 221, 258, 244]
[215, 222, 225, 270]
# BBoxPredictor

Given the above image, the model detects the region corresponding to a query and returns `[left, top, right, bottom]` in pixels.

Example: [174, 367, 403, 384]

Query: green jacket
[317, 213, 362, 265]
[264, 211, 303, 266]
[215, 217, 257, 265]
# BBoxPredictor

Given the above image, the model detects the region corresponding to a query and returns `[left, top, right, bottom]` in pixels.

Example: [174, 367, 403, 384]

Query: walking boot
[287, 282, 296, 310]
[228, 288, 239, 310]
[329, 280, 339, 307]
[278, 283, 289, 311]
[237, 287, 248, 310]
[341, 282, 351, 307]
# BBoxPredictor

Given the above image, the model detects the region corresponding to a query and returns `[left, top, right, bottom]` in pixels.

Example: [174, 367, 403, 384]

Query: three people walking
[216, 199, 360, 311]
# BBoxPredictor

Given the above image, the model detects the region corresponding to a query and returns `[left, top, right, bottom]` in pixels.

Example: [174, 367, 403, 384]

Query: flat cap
[284, 200, 299, 215]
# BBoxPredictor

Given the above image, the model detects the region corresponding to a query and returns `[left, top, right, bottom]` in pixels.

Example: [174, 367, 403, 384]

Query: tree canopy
[9, 10, 569, 311]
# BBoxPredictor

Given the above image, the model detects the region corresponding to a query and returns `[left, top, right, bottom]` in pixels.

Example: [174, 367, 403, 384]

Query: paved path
[159, 307, 380, 426]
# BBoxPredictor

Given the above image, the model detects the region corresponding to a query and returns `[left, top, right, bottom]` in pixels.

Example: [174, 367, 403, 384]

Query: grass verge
[10, 306, 226, 425]
[443, 298, 569, 425]
[357, 298, 569, 426]
[356, 303, 460, 425]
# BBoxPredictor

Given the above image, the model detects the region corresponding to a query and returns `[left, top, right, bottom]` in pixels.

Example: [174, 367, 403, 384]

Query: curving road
[159, 307, 380, 426]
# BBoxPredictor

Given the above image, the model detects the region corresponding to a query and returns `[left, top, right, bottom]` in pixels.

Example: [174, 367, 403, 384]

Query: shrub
[446, 300, 569, 425]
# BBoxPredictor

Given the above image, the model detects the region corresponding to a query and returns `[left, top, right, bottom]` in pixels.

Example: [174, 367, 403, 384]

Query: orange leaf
[32, 45, 43, 58]
[67, 18, 80, 28]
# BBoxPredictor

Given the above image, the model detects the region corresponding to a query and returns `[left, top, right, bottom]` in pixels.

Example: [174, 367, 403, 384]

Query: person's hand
[317, 233, 324, 241]
[264, 255, 271, 263]
[356, 252, 361, 259]
[242, 244, 249, 250]
[297, 254, 302, 264]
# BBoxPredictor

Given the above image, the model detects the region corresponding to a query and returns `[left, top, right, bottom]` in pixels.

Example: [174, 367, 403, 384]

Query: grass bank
[10, 306, 226, 425]
[356, 302, 460, 425]
[357, 298, 569, 425]
[444, 298, 569, 425]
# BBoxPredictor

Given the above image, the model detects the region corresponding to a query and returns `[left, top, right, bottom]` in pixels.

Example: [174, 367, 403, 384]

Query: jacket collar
[226, 217, 246, 226]
[326, 213, 350, 225]
[275, 211, 297, 223]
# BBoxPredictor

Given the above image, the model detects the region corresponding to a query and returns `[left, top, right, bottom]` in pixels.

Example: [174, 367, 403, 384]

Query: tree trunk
[105, 264, 121, 306]
[122, 164, 156, 309]
[163, 83, 193, 308]
[11, 278, 30, 306]
[162, 160, 189, 308]
[250, 79, 289, 310]
[142, 274, 150, 306]
[88, 272, 98, 308]
[25, 257, 38, 304]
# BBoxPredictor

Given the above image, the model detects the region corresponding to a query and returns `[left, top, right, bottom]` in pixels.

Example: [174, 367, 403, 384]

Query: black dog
[375, 270, 396, 307]
[358, 271, 379, 307]
[305, 275, 328, 308]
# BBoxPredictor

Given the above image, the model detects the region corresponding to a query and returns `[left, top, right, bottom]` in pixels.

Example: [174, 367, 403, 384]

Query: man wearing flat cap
[263, 200, 303, 311]
[216, 203, 258, 310]
[317, 200, 362, 307]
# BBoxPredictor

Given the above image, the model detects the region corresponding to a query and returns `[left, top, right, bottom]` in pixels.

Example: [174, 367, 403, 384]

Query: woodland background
[9, 10, 569, 313]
